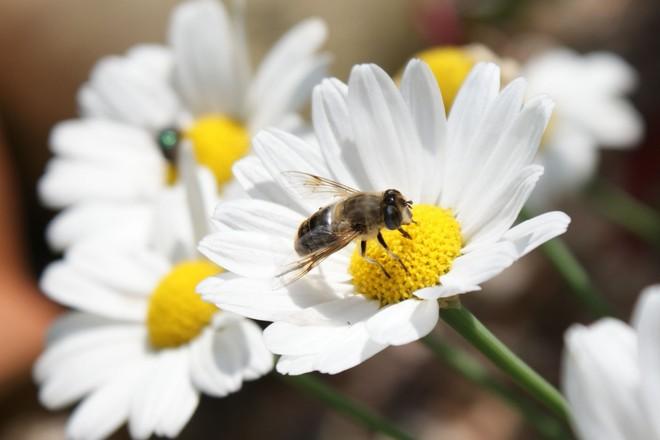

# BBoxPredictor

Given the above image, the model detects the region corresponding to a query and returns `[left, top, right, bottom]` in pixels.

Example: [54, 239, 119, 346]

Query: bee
[277, 172, 415, 285]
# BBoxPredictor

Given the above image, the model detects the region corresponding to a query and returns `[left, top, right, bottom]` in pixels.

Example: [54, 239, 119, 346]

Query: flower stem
[282, 374, 415, 440]
[421, 335, 572, 440]
[438, 303, 571, 423]
[521, 209, 613, 318]
[538, 238, 613, 318]
[587, 178, 660, 249]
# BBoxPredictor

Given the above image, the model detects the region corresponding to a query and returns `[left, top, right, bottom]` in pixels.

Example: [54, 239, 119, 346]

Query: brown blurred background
[0, 0, 658, 438]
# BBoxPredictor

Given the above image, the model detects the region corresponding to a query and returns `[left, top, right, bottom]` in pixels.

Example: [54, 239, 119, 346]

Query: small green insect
[157, 127, 181, 163]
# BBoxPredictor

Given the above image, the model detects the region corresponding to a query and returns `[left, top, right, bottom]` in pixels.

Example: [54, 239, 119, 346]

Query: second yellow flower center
[185, 115, 250, 187]
[415, 47, 475, 110]
[147, 260, 221, 349]
[349, 205, 462, 305]
[161, 115, 250, 187]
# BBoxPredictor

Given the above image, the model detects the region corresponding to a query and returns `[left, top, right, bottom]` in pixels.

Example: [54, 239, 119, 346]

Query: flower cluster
[33, 0, 649, 439]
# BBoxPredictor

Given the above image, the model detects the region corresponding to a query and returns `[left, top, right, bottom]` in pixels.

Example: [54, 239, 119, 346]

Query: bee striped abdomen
[294, 205, 337, 255]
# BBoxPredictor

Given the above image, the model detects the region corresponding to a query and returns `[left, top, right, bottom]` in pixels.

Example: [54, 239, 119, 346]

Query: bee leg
[398, 227, 412, 240]
[377, 232, 409, 274]
[361, 240, 391, 278]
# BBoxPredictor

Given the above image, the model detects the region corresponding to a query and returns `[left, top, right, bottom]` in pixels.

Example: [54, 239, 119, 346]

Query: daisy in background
[197, 59, 570, 375]
[39, 0, 329, 252]
[562, 284, 660, 440]
[34, 148, 272, 439]
[414, 45, 643, 207]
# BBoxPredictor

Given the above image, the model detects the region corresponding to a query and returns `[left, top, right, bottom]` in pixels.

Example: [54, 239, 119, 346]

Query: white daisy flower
[197, 60, 570, 375]
[34, 149, 273, 439]
[38, 0, 329, 251]
[415, 45, 643, 207]
[523, 48, 643, 206]
[562, 284, 660, 440]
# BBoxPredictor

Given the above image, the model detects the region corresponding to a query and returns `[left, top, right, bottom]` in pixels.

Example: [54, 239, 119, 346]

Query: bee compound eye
[157, 128, 181, 162]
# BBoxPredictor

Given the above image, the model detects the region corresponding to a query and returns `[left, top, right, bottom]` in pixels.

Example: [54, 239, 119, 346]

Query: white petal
[189, 328, 238, 397]
[232, 155, 305, 210]
[580, 98, 643, 148]
[66, 364, 145, 440]
[248, 53, 330, 133]
[400, 59, 447, 203]
[65, 242, 169, 296]
[169, 0, 240, 116]
[452, 78, 529, 215]
[316, 322, 387, 374]
[441, 62, 500, 209]
[530, 120, 598, 207]
[237, 319, 274, 380]
[41, 261, 147, 321]
[129, 350, 198, 439]
[197, 274, 340, 322]
[211, 198, 302, 237]
[45, 202, 152, 252]
[347, 64, 424, 199]
[502, 211, 570, 258]
[561, 320, 651, 440]
[461, 165, 544, 248]
[252, 128, 332, 213]
[199, 230, 291, 278]
[179, 142, 215, 243]
[455, 94, 553, 228]
[264, 322, 349, 356]
[155, 359, 200, 439]
[312, 78, 372, 191]
[632, 285, 660, 439]
[366, 299, 438, 345]
[276, 354, 318, 375]
[285, 294, 379, 326]
[415, 241, 518, 299]
[248, 18, 327, 122]
[36, 324, 147, 408]
[78, 45, 178, 130]
[49, 119, 160, 164]
[38, 156, 162, 209]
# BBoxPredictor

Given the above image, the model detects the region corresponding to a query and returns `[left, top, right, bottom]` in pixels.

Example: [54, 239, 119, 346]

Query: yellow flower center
[184, 115, 250, 187]
[147, 260, 221, 349]
[349, 205, 462, 305]
[415, 47, 475, 110]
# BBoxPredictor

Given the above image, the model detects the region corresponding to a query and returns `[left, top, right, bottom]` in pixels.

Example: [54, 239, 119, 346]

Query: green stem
[438, 303, 571, 423]
[521, 209, 613, 318]
[588, 179, 660, 249]
[421, 336, 572, 440]
[539, 239, 613, 318]
[282, 374, 415, 440]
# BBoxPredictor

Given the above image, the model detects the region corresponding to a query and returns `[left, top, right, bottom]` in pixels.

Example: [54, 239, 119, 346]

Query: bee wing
[275, 229, 359, 288]
[281, 171, 359, 199]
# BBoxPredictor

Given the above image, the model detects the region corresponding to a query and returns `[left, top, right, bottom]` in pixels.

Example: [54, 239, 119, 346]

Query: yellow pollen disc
[349, 205, 462, 306]
[147, 260, 221, 349]
[184, 115, 250, 187]
[415, 47, 475, 110]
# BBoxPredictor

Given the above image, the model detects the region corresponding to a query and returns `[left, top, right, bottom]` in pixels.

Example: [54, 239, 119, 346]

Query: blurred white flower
[39, 0, 329, 251]
[415, 45, 643, 207]
[562, 285, 660, 440]
[34, 149, 272, 439]
[197, 60, 569, 375]
[523, 49, 643, 207]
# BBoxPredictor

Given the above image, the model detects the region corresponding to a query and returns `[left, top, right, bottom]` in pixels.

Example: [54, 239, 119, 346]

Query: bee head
[383, 189, 413, 230]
